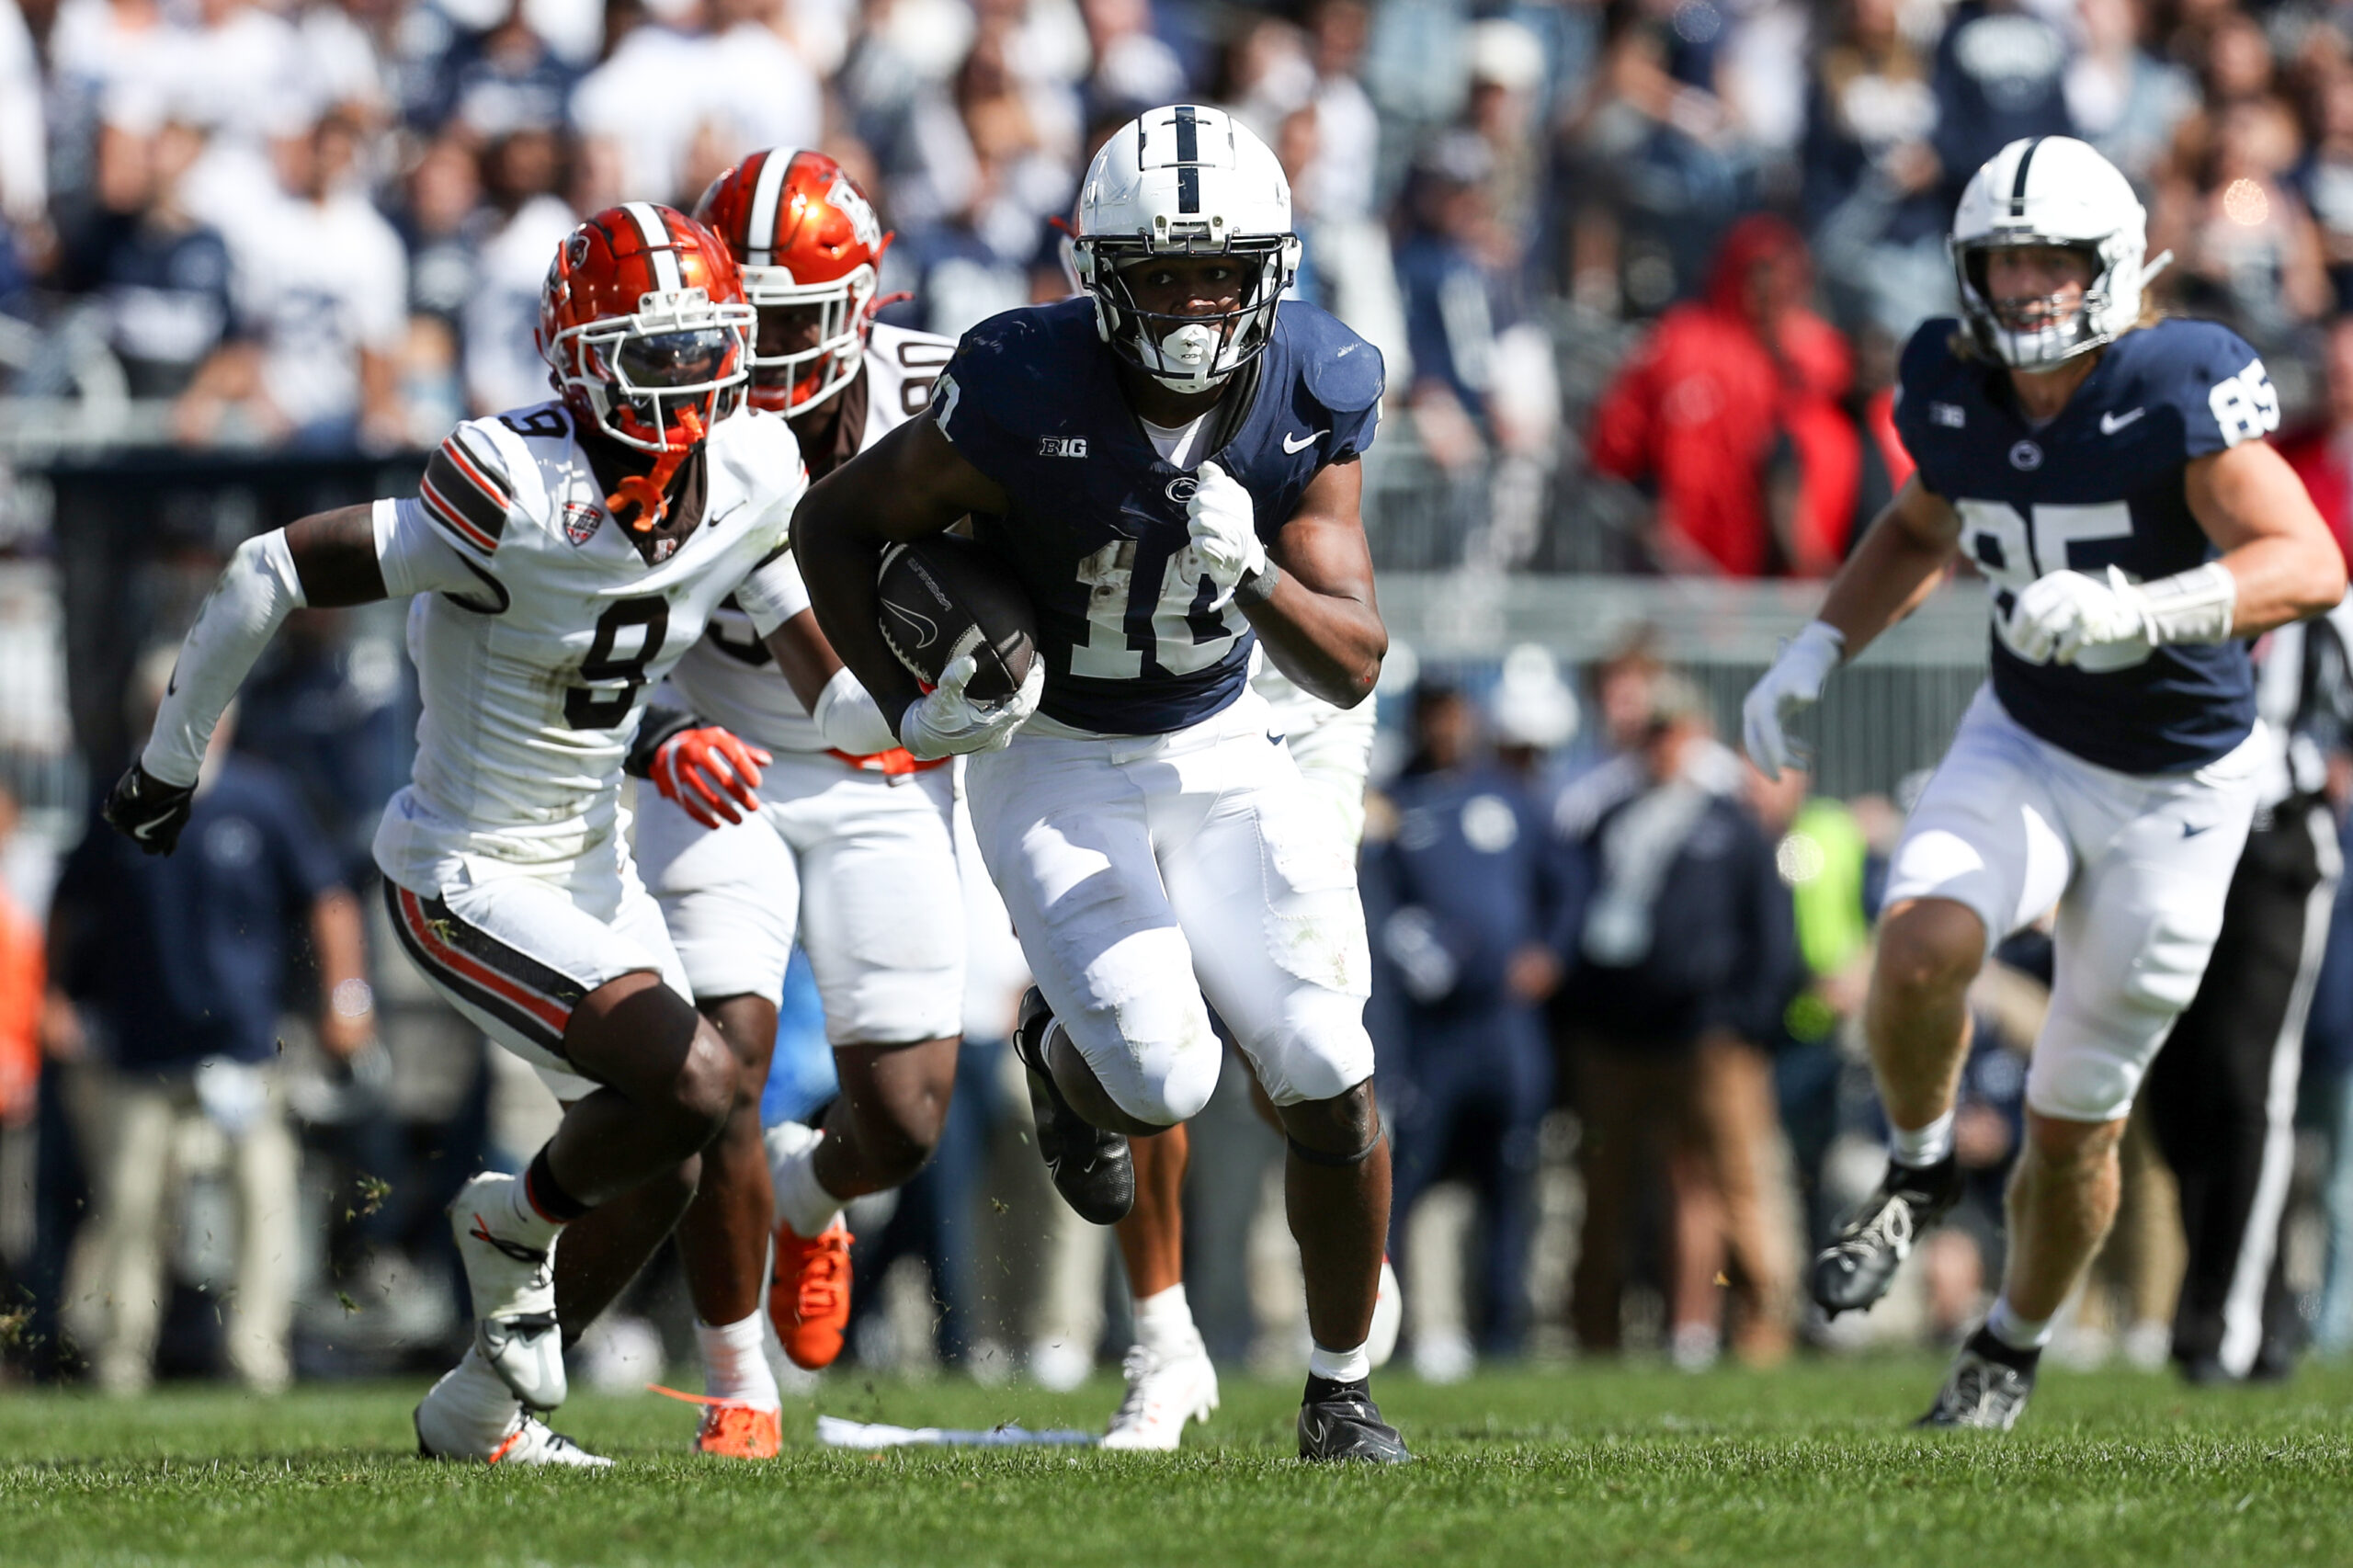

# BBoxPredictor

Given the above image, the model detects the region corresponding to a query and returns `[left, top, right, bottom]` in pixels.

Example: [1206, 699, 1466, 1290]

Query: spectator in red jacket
[2279, 314, 2353, 569]
[1588, 215, 1860, 577]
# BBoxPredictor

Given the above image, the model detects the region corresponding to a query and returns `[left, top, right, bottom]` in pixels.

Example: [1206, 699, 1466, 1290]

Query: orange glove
[650, 724, 771, 828]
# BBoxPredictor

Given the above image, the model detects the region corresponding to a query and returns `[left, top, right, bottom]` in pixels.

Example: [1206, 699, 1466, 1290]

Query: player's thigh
[633, 781, 801, 1006]
[787, 768, 967, 1048]
[1882, 691, 2075, 950]
[1162, 733, 1374, 1108]
[1281, 701, 1377, 849]
[966, 739, 1220, 1123]
[381, 869, 665, 1103]
[2031, 771, 2258, 1124]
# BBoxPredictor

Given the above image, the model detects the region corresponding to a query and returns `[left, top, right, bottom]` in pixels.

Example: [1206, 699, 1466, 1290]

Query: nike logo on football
[1284, 431, 1326, 454]
[2101, 407, 2147, 435]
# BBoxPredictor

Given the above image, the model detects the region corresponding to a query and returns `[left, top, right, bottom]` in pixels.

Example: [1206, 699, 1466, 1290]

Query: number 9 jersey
[930, 295, 1381, 734]
[372, 399, 809, 890]
[1894, 314, 2276, 773]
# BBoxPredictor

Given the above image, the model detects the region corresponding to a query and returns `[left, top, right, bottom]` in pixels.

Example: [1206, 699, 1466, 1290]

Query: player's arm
[794, 416, 1013, 733]
[2187, 441, 2348, 635]
[1741, 476, 1960, 777]
[1238, 459, 1387, 709]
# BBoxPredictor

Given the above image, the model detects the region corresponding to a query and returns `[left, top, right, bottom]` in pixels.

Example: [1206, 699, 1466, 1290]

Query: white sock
[1308, 1339, 1371, 1384]
[696, 1311, 780, 1412]
[501, 1171, 563, 1248]
[1985, 1297, 2054, 1352]
[440, 1345, 522, 1438]
[1889, 1110, 1956, 1169]
[1131, 1284, 1201, 1357]
[768, 1121, 845, 1238]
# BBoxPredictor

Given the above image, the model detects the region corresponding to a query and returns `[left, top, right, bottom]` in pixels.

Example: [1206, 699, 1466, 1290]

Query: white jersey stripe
[746, 149, 795, 267]
[624, 202, 685, 293]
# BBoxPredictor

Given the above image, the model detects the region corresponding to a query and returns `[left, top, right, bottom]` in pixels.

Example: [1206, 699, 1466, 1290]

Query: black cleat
[1811, 1154, 1962, 1317]
[1298, 1376, 1413, 1463]
[1014, 987, 1134, 1225]
[1917, 1329, 2037, 1430]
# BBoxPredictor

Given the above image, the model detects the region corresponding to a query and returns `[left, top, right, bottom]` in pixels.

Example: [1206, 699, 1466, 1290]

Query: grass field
[3, 1358, 2351, 1567]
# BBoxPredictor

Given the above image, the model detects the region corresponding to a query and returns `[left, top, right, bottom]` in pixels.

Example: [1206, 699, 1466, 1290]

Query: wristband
[1233, 560, 1283, 608]
[2131, 562, 2237, 646]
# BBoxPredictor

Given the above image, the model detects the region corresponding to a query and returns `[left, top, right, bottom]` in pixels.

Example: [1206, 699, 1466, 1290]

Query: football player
[797, 105, 1410, 1462]
[1744, 136, 2346, 1427]
[1101, 649, 1401, 1449]
[620, 148, 968, 1454]
[104, 204, 882, 1463]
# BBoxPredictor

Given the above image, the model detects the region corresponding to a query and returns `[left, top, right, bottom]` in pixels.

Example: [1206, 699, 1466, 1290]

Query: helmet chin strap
[607, 403, 706, 530]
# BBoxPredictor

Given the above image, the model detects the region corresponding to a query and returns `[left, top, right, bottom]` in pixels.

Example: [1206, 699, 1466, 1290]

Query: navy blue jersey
[932, 295, 1382, 733]
[1894, 316, 2274, 773]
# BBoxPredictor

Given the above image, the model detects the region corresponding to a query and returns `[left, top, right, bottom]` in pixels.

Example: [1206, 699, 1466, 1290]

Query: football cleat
[1298, 1376, 1413, 1463]
[1101, 1343, 1220, 1451]
[1917, 1331, 2038, 1430]
[1013, 987, 1134, 1225]
[649, 1384, 784, 1458]
[449, 1172, 565, 1410]
[1810, 1154, 1962, 1317]
[1369, 1256, 1404, 1369]
[769, 1215, 854, 1370]
[415, 1371, 608, 1468]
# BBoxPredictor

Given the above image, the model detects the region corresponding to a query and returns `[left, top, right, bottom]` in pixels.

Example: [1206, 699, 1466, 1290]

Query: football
[875, 533, 1039, 703]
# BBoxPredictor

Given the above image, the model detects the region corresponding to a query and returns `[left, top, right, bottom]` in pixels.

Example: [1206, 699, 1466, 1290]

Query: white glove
[897, 653, 1044, 760]
[1185, 460, 1267, 592]
[1741, 619, 1844, 780]
[2004, 566, 2152, 670]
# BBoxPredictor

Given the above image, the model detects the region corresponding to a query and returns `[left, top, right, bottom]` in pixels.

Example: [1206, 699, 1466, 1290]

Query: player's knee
[1119, 1050, 1217, 1129]
[854, 1096, 946, 1185]
[2028, 1050, 2143, 1130]
[2024, 1106, 2126, 1168]
[1279, 1077, 1381, 1163]
[1873, 900, 1985, 1007]
[669, 1026, 737, 1147]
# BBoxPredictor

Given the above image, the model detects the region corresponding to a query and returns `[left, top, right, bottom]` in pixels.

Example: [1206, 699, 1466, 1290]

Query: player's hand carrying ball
[899, 652, 1045, 760]
[1186, 461, 1267, 593]
[1742, 619, 1844, 780]
[650, 724, 771, 828]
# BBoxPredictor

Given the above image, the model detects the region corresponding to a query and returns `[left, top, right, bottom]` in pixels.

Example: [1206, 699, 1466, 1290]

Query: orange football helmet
[694, 149, 892, 414]
[538, 202, 756, 453]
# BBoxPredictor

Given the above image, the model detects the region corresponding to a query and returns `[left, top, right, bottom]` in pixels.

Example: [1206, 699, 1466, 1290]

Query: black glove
[103, 763, 197, 855]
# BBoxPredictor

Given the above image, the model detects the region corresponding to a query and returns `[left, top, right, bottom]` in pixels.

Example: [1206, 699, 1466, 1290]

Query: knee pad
[2026, 1043, 2143, 1125]
[1107, 1029, 1220, 1127]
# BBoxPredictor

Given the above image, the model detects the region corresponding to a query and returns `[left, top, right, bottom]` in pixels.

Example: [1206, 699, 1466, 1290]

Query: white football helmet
[1951, 136, 2170, 369]
[1071, 104, 1302, 393]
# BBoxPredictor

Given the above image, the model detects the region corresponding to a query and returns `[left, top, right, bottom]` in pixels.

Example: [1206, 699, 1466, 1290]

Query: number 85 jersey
[931, 295, 1381, 734]
[371, 400, 808, 884]
[1894, 315, 2276, 774]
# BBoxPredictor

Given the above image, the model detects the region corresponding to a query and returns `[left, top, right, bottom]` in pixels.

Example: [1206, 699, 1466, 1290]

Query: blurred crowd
[10, 0, 2353, 571]
[9, 0, 2353, 1394]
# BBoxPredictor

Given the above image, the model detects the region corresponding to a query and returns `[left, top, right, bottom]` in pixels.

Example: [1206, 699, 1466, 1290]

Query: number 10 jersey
[372, 400, 808, 885]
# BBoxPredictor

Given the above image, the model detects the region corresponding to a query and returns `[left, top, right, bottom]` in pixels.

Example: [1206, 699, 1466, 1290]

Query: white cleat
[415, 1366, 610, 1468]
[1100, 1342, 1219, 1451]
[1369, 1256, 1404, 1369]
[449, 1172, 566, 1411]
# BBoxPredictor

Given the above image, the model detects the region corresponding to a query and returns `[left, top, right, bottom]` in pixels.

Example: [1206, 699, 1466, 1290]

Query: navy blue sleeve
[1294, 305, 1385, 464]
[2150, 320, 2279, 459]
[930, 312, 1040, 488]
[1891, 318, 1961, 495]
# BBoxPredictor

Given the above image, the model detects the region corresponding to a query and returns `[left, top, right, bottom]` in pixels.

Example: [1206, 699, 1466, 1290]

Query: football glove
[1185, 460, 1268, 594]
[899, 653, 1044, 760]
[649, 723, 770, 828]
[104, 762, 197, 856]
[1741, 620, 1844, 780]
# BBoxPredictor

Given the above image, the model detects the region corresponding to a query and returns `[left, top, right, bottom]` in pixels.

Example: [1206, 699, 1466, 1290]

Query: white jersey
[371, 400, 809, 886]
[664, 322, 956, 752]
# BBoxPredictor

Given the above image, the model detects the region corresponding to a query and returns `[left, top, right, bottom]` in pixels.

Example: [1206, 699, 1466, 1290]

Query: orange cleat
[695, 1402, 782, 1460]
[649, 1384, 783, 1459]
[769, 1216, 854, 1370]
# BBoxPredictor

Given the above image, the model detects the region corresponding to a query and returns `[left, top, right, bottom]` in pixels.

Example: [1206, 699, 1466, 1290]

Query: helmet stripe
[1177, 165, 1199, 214]
[622, 201, 684, 292]
[1174, 104, 1198, 164]
[2007, 137, 2041, 217]
[747, 148, 795, 266]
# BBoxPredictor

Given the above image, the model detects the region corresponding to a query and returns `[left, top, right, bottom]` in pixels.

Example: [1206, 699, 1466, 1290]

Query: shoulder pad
[1896, 317, 1968, 393]
[952, 300, 1095, 382]
[709, 410, 807, 528]
[420, 416, 523, 556]
[1291, 303, 1384, 415]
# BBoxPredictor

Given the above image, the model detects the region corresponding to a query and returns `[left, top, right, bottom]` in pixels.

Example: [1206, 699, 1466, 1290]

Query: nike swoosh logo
[129, 816, 165, 842]
[165, 663, 178, 697]
[1284, 431, 1326, 454]
[2182, 820, 2215, 837]
[708, 500, 745, 528]
[2101, 408, 2146, 435]
[1267, 732, 1285, 746]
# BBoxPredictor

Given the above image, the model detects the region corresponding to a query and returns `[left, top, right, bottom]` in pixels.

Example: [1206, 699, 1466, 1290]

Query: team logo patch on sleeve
[563, 501, 602, 547]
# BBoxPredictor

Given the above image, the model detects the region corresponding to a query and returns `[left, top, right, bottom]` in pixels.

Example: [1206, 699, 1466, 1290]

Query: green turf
[2, 1358, 2350, 1567]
